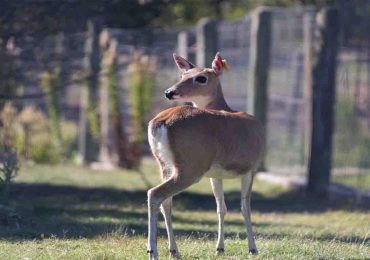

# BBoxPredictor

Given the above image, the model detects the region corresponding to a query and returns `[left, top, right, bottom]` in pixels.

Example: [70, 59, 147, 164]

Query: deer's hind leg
[147, 164, 203, 260]
[160, 196, 179, 258]
[241, 173, 258, 254]
[158, 159, 180, 258]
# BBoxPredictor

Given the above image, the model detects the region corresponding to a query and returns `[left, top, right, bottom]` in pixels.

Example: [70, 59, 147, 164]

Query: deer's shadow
[0, 182, 367, 244]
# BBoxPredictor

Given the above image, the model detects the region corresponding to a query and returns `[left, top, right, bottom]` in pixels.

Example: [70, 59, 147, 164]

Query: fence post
[303, 10, 315, 169]
[306, 8, 339, 196]
[196, 18, 219, 67]
[177, 31, 189, 59]
[78, 20, 101, 165]
[248, 7, 272, 171]
[94, 29, 115, 169]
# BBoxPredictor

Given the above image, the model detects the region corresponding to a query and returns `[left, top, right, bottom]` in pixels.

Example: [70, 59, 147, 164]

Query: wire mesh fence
[265, 8, 307, 175]
[217, 16, 251, 112]
[0, 4, 369, 193]
[332, 1, 370, 194]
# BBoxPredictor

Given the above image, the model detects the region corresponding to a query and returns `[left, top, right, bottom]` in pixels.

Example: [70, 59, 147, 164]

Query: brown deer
[147, 52, 265, 259]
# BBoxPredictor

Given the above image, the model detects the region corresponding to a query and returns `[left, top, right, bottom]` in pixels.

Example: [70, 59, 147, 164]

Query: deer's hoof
[147, 250, 158, 260]
[216, 248, 224, 255]
[249, 248, 258, 255]
[169, 249, 180, 259]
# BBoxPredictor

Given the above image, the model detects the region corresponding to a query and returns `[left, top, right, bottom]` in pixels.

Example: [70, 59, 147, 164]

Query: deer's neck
[193, 83, 233, 112]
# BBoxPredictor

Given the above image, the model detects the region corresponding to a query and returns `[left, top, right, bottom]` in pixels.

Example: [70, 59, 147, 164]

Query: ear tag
[222, 59, 229, 72]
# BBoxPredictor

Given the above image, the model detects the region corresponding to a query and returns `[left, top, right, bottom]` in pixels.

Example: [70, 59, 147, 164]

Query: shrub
[18, 106, 61, 164]
[0, 151, 19, 195]
[1, 103, 77, 164]
[60, 121, 78, 162]
[0, 102, 19, 151]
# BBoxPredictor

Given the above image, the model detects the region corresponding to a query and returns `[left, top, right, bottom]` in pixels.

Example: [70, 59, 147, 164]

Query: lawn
[332, 170, 370, 191]
[0, 159, 369, 259]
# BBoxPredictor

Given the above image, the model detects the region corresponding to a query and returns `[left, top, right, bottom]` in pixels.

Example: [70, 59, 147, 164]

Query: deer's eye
[194, 76, 207, 84]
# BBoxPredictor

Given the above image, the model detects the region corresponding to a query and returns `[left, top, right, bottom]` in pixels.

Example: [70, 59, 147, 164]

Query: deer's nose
[165, 89, 177, 100]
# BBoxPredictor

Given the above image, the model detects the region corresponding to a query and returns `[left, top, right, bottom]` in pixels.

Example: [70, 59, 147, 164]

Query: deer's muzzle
[164, 89, 178, 100]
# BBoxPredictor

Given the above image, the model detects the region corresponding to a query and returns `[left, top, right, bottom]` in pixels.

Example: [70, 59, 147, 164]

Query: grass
[0, 158, 369, 259]
[332, 171, 370, 191]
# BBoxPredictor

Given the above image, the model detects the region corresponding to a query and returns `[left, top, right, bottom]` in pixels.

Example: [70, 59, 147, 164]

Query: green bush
[60, 121, 78, 161]
[26, 120, 77, 164]
[1, 103, 78, 165]
[18, 106, 61, 164]
[0, 102, 20, 195]
[0, 151, 19, 195]
[29, 137, 60, 164]
[0, 102, 19, 151]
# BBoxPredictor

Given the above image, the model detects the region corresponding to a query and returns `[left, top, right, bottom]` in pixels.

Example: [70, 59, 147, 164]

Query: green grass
[332, 171, 370, 191]
[0, 159, 369, 259]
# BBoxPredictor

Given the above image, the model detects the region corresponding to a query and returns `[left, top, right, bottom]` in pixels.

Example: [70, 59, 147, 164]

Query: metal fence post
[306, 8, 339, 196]
[196, 18, 219, 67]
[248, 7, 272, 171]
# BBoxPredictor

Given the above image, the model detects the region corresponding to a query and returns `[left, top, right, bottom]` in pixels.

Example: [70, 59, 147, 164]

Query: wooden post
[177, 31, 189, 59]
[306, 8, 339, 196]
[77, 84, 88, 165]
[248, 7, 272, 171]
[78, 20, 101, 164]
[97, 29, 114, 169]
[303, 10, 315, 170]
[196, 18, 219, 67]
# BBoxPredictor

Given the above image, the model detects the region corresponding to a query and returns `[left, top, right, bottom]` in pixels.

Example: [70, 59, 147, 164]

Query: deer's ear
[212, 52, 223, 76]
[173, 53, 195, 71]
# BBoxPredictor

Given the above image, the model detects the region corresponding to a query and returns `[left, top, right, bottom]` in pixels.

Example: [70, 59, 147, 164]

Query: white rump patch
[149, 125, 175, 171]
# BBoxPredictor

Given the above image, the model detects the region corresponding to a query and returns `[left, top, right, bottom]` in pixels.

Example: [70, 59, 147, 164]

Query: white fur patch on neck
[192, 96, 211, 109]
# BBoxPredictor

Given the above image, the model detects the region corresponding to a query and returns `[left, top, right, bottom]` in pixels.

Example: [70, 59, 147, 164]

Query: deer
[147, 52, 265, 259]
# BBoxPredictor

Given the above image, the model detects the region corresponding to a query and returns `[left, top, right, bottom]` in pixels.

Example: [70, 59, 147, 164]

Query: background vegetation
[0, 0, 335, 40]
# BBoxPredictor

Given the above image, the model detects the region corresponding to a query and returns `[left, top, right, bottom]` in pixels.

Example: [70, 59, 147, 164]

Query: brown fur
[149, 105, 265, 179]
[147, 54, 264, 258]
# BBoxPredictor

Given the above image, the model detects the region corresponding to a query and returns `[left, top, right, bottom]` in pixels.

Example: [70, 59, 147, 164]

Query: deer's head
[165, 52, 228, 108]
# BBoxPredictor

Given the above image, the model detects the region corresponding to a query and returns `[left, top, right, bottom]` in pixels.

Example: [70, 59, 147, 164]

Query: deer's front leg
[241, 174, 258, 254]
[210, 178, 227, 254]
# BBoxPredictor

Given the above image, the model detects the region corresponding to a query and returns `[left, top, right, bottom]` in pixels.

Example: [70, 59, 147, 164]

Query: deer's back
[149, 106, 265, 175]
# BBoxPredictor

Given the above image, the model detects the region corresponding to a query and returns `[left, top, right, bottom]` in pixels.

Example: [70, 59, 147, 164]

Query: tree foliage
[0, 0, 337, 40]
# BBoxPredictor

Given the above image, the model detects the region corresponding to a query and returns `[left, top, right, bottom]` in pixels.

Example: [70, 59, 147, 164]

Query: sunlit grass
[0, 159, 368, 259]
[332, 171, 370, 191]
